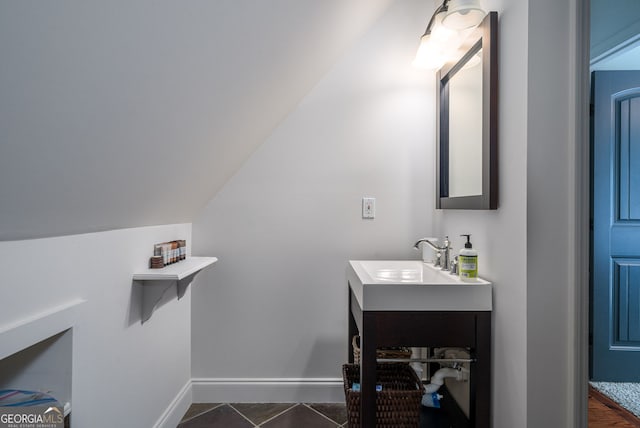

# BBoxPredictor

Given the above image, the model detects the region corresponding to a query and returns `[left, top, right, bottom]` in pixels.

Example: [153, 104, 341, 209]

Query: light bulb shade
[442, 0, 485, 30]
[413, 34, 447, 70]
[413, 11, 459, 70]
[429, 10, 456, 43]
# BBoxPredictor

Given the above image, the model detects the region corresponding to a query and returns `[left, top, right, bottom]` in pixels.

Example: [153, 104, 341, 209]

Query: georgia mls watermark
[0, 406, 64, 428]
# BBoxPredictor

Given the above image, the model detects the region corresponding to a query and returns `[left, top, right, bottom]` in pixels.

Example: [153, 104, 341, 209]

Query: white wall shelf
[133, 256, 218, 323]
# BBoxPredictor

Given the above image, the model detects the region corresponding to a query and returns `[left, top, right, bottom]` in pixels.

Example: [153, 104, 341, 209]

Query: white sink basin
[347, 260, 492, 311]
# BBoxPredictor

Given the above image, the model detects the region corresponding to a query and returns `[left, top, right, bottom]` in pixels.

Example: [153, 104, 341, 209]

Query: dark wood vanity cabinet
[347, 288, 491, 427]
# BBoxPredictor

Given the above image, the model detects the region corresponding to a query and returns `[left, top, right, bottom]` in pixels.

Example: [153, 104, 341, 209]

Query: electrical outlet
[362, 197, 375, 219]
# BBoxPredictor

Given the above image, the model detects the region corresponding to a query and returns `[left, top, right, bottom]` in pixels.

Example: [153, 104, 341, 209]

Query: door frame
[577, 1, 640, 423]
[572, 0, 591, 426]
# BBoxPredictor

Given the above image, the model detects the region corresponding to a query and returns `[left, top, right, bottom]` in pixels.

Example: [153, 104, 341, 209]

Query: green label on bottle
[459, 255, 477, 278]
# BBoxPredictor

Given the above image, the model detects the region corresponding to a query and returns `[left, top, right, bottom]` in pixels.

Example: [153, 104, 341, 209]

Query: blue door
[591, 71, 640, 381]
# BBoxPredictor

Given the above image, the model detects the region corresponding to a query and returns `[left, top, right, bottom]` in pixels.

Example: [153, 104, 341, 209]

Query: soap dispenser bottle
[459, 234, 478, 282]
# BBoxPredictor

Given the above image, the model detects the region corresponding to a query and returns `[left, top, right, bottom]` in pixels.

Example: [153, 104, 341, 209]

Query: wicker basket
[352, 336, 412, 364]
[342, 363, 423, 428]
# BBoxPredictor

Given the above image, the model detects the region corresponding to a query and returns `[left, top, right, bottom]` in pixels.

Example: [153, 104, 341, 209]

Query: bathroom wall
[0, 0, 584, 426]
[195, 0, 582, 426]
[0, 0, 392, 241]
[192, 0, 435, 401]
[431, 0, 530, 425]
[433, 0, 582, 426]
[526, 0, 578, 426]
[0, 223, 192, 428]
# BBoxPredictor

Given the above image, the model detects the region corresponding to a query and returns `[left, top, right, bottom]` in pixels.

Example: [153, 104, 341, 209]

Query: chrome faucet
[413, 236, 452, 271]
[449, 255, 459, 275]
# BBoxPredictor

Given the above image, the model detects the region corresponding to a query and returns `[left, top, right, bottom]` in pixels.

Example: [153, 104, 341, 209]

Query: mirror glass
[448, 48, 483, 197]
[436, 12, 497, 210]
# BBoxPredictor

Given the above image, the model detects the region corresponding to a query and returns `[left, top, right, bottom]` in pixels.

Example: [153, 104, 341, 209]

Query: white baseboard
[154, 377, 343, 426]
[191, 378, 345, 403]
[154, 380, 193, 428]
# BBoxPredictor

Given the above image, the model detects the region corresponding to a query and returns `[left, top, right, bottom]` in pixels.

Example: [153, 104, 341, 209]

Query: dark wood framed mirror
[436, 11, 498, 209]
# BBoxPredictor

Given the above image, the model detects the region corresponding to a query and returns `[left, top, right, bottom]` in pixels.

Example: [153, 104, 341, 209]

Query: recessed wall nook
[0, 301, 83, 425]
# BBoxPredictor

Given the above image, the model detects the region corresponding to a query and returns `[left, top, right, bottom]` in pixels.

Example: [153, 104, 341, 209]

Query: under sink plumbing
[376, 346, 472, 409]
[424, 365, 469, 393]
[414, 347, 471, 408]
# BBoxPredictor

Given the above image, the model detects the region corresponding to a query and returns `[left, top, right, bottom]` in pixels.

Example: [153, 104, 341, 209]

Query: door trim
[572, 0, 591, 426]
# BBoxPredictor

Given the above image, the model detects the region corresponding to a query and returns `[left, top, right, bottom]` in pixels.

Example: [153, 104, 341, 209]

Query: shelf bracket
[138, 281, 174, 324]
[138, 272, 205, 323]
[177, 272, 198, 300]
[132, 256, 218, 324]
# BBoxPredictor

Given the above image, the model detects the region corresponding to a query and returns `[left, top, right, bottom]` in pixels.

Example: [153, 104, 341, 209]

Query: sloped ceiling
[0, 0, 394, 240]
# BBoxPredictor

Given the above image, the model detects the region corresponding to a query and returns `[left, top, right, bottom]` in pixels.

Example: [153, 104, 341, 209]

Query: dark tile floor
[178, 402, 452, 427]
[178, 403, 348, 427]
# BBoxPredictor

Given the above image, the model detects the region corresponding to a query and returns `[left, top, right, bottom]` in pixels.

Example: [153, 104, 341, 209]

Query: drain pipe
[422, 367, 467, 408]
[423, 367, 463, 394]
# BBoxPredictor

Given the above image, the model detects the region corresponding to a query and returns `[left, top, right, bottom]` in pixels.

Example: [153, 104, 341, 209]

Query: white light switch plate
[362, 197, 375, 219]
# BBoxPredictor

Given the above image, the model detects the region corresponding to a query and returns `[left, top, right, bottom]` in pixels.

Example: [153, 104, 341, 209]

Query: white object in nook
[362, 197, 375, 219]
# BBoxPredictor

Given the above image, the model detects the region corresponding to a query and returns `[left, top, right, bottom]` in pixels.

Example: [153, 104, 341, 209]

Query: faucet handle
[449, 256, 459, 275]
[434, 251, 442, 267]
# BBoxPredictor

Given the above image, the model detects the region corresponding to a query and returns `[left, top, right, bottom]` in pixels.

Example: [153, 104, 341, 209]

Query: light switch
[362, 197, 375, 219]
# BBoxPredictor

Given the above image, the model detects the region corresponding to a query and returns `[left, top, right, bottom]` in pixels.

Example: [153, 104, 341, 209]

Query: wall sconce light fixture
[413, 0, 486, 70]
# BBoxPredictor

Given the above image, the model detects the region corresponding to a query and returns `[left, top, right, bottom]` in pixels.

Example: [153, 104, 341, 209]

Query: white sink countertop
[347, 260, 492, 312]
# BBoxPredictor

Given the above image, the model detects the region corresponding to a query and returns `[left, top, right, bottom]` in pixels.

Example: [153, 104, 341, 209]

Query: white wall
[190, 0, 582, 426]
[0, 0, 585, 426]
[0, 0, 392, 241]
[432, 0, 530, 426]
[527, 0, 579, 426]
[0, 224, 193, 428]
[434, 1, 583, 426]
[191, 0, 579, 425]
[192, 0, 435, 401]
